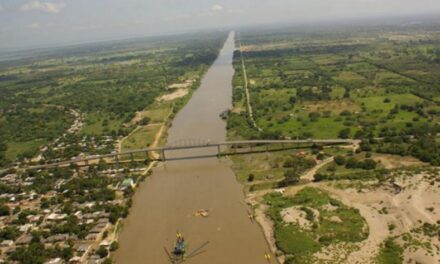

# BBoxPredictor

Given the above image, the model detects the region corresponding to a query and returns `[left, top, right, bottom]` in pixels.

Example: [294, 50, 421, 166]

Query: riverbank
[240, 156, 440, 263]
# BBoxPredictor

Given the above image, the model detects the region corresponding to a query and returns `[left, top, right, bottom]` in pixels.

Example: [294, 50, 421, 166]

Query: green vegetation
[264, 187, 368, 263]
[230, 150, 316, 191]
[228, 25, 440, 164]
[0, 32, 229, 264]
[375, 238, 404, 264]
[0, 32, 228, 167]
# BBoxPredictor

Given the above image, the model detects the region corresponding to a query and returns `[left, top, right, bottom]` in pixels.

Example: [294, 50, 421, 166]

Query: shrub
[96, 246, 108, 258]
[338, 128, 351, 139]
[334, 155, 346, 166]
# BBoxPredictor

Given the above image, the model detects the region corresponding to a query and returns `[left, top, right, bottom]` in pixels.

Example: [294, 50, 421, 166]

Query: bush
[110, 241, 119, 252]
[345, 157, 358, 169]
[283, 170, 300, 185]
[316, 153, 325, 160]
[361, 159, 377, 170]
[96, 246, 108, 258]
[334, 155, 346, 166]
[338, 128, 351, 139]
[0, 204, 10, 216]
[313, 173, 325, 182]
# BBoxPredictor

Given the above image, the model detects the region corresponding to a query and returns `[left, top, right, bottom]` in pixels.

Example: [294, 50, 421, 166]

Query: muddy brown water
[115, 32, 271, 263]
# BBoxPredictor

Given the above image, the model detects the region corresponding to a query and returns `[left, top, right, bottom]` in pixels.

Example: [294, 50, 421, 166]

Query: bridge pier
[160, 150, 166, 161]
[217, 145, 221, 155]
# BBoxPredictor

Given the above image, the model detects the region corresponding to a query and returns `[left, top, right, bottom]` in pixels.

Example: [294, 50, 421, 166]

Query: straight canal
[116, 32, 271, 264]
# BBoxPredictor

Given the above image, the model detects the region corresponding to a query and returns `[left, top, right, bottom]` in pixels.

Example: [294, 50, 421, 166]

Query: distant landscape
[0, 32, 228, 263]
[228, 21, 440, 263]
[0, 11, 439, 264]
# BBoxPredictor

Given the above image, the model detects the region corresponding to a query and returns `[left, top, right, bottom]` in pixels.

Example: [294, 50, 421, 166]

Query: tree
[283, 169, 300, 186]
[103, 258, 113, 264]
[313, 173, 325, 182]
[110, 241, 119, 252]
[289, 96, 297, 105]
[338, 128, 351, 139]
[334, 155, 346, 166]
[362, 159, 377, 170]
[0, 204, 10, 216]
[345, 157, 358, 169]
[247, 174, 255, 182]
[316, 153, 325, 160]
[139, 117, 151, 126]
[96, 246, 108, 258]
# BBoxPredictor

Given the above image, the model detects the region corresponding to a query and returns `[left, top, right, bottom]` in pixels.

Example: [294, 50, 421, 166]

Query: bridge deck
[24, 139, 356, 170]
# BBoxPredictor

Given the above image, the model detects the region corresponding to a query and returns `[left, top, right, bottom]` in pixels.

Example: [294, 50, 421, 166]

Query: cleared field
[121, 124, 162, 151]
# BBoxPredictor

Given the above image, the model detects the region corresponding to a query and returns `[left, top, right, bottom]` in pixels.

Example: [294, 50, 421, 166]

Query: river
[115, 32, 271, 264]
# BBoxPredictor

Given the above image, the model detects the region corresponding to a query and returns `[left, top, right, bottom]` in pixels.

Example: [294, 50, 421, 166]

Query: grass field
[121, 125, 161, 151]
[5, 140, 46, 161]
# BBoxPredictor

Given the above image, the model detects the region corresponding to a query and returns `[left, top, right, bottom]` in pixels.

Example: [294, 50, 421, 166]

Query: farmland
[0, 32, 228, 167]
[229, 23, 440, 264]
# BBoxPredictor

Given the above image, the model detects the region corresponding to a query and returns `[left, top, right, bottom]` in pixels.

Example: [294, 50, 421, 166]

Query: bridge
[25, 139, 357, 170]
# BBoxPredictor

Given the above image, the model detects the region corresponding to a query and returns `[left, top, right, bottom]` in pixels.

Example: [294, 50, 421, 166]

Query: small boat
[164, 232, 209, 263]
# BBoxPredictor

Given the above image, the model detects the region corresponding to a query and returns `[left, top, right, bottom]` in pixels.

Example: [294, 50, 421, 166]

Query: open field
[228, 23, 440, 264]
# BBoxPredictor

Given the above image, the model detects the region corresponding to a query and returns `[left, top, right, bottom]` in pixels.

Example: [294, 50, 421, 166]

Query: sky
[1, 0, 440, 50]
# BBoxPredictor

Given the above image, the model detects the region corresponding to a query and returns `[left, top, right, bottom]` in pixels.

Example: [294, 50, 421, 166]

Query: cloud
[21, 1, 65, 14]
[29, 23, 41, 29]
[0, 4, 4, 12]
[211, 4, 224, 12]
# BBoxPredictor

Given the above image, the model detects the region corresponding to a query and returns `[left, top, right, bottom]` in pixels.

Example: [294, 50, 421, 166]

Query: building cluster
[0, 165, 143, 264]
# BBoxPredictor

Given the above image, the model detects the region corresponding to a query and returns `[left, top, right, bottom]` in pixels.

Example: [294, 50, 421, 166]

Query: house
[85, 233, 98, 241]
[99, 240, 111, 248]
[15, 234, 33, 245]
[68, 256, 82, 263]
[44, 234, 72, 243]
[74, 242, 92, 261]
[45, 258, 65, 264]
[0, 240, 13, 247]
[19, 223, 34, 232]
[87, 255, 103, 264]
[97, 218, 109, 225]
[47, 213, 68, 221]
[75, 243, 92, 254]
[27, 215, 41, 223]
[0, 174, 18, 184]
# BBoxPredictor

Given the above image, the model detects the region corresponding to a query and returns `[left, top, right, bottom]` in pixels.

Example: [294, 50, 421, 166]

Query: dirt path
[237, 37, 262, 132]
[301, 157, 334, 181]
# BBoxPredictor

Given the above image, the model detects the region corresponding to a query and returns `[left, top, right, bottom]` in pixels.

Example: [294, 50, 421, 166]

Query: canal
[116, 32, 271, 264]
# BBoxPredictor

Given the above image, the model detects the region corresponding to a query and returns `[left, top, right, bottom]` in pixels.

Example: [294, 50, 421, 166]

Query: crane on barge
[164, 232, 209, 263]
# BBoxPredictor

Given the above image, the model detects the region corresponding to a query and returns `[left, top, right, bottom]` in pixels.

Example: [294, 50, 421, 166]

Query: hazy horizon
[1, 0, 440, 50]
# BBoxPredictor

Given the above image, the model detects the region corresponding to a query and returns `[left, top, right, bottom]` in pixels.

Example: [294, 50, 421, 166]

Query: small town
[0, 162, 147, 264]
